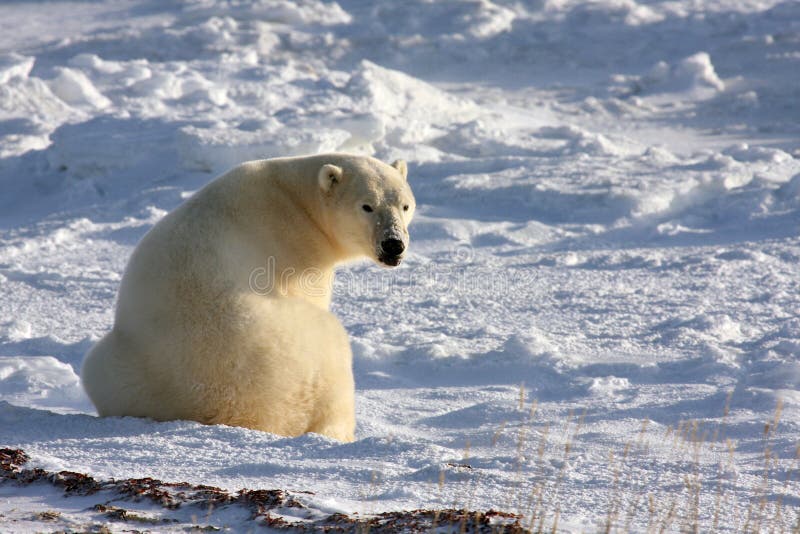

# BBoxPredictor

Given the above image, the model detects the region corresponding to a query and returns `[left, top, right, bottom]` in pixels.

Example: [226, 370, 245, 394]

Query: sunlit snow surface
[1, 0, 799, 531]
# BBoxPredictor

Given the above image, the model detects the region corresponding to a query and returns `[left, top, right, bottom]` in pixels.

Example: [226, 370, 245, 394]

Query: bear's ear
[318, 164, 343, 194]
[392, 159, 408, 181]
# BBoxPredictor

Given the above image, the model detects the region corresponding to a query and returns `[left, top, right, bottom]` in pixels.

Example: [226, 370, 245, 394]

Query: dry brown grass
[437, 386, 798, 533]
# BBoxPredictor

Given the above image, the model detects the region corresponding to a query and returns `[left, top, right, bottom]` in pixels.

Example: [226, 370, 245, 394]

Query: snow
[0, 0, 799, 531]
[47, 67, 112, 110]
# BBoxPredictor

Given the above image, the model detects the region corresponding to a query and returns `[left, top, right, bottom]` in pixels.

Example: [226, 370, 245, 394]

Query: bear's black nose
[381, 238, 405, 256]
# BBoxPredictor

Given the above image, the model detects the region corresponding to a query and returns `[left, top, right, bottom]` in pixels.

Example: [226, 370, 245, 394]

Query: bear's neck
[247, 165, 341, 309]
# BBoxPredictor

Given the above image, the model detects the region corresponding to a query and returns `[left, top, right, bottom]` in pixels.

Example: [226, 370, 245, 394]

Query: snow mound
[737, 318, 800, 403]
[536, 124, 626, 157]
[187, 0, 352, 26]
[630, 144, 799, 236]
[179, 125, 351, 174]
[0, 356, 87, 413]
[564, 0, 666, 27]
[0, 53, 34, 84]
[588, 376, 631, 396]
[627, 52, 725, 99]
[43, 117, 181, 184]
[47, 67, 112, 110]
[0, 57, 76, 157]
[345, 61, 478, 145]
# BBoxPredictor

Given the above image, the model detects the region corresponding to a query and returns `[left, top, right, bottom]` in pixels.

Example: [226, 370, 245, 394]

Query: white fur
[81, 153, 415, 442]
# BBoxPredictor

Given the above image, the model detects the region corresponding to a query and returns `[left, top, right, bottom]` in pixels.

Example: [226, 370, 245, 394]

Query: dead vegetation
[0, 447, 526, 532]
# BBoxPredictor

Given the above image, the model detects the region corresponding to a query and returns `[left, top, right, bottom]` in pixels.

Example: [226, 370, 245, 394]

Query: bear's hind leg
[306, 352, 355, 442]
[307, 389, 355, 442]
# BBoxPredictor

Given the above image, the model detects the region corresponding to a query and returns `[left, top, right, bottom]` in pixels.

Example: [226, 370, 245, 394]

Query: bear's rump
[171, 295, 352, 434]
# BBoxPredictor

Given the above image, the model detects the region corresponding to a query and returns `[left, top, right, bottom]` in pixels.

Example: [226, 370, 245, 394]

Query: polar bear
[81, 153, 415, 442]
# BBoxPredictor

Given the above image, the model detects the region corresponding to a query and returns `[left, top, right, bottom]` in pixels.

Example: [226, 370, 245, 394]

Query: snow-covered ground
[1, 0, 799, 531]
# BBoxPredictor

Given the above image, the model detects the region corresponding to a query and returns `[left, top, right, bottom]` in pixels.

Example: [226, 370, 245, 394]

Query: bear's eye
[362, 204, 373, 213]
[403, 205, 409, 211]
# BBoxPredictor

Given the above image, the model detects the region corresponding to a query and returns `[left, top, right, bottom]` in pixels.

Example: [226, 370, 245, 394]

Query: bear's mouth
[378, 254, 403, 267]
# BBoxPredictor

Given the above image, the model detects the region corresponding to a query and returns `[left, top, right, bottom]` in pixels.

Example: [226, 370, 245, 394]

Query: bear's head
[318, 157, 415, 267]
